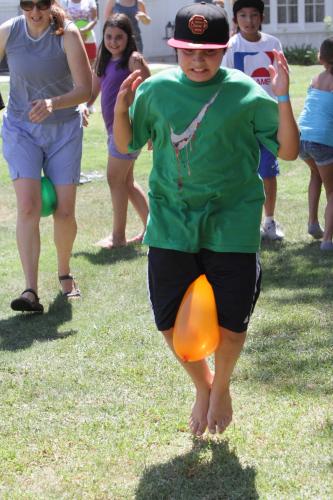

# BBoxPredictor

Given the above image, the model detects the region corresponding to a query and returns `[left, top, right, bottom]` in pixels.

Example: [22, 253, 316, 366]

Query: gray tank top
[5, 16, 78, 123]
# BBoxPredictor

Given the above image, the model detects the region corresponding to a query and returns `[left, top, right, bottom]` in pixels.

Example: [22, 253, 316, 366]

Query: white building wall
[1, 0, 333, 59]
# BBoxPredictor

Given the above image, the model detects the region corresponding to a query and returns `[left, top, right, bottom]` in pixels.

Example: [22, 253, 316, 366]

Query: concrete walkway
[0, 62, 176, 84]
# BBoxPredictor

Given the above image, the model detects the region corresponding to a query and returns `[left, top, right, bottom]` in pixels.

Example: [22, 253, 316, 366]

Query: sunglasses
[20, 0, 52, 11]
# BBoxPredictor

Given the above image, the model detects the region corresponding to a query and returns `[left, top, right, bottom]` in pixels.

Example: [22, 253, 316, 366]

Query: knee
[107, 168, 125, 187]
[17, 198, 41, 219]
[54, 206, 75, 222]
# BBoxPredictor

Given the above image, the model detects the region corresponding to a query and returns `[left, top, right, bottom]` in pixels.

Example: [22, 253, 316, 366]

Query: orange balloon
[173, 274, 220, 362]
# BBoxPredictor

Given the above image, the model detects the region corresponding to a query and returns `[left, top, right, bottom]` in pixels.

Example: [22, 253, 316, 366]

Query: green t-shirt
[129, 67, 279, 253]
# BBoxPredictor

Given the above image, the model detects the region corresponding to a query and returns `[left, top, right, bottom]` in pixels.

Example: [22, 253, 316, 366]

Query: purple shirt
[100, 59, 130, 134]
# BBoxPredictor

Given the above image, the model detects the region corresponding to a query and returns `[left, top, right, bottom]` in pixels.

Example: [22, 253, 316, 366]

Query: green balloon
[41, 177, 57, 217]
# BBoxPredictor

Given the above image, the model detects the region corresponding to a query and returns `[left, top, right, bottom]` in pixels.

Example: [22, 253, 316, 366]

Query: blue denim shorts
[299, 140, 333, 167]
[258, 144, 279, 179]
[108, 132, 139, 160]
[2, 113, 83, 184]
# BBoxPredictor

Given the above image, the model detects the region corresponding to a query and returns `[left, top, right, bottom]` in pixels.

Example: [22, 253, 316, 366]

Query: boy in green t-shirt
[114, 2, 299, 436]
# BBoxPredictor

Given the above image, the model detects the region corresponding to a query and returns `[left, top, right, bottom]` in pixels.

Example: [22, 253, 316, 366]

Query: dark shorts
[148, 247, 261, 333]
[259, 144, 279, 179]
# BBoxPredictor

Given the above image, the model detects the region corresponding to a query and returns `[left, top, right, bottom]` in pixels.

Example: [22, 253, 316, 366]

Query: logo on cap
[188, 15, 208, 36]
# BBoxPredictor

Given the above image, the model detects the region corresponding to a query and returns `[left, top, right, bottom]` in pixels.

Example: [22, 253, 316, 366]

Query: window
[262, 0, 270, 24]
[305, 0, 325, 22]
[278, 0, 298, 23]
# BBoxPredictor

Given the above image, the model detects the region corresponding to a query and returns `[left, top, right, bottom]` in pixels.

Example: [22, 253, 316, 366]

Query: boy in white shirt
[223, 0, 284, 241]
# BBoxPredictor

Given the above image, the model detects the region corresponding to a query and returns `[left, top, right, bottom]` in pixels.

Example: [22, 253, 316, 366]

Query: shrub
[284, 44, 318, 65]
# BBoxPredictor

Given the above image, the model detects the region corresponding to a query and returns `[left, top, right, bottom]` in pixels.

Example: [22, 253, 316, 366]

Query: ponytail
[50, 0, 68, 36]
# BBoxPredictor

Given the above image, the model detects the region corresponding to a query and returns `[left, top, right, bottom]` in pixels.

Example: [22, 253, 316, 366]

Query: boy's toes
[189, 417, 199, 435]
[196, 420, 207, 436]
[217, 416, 232, 434]
[189, 417, 205, 436]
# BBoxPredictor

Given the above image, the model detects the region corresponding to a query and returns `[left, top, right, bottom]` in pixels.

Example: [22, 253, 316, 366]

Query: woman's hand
[268, 49, 290, 98]
[135, 11, 150, 24]
[29, 98, 53, 123]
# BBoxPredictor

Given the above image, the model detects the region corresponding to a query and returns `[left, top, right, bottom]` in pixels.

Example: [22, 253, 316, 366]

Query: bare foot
[189, 385, 211, 437]
[94, 236, 126, 249]
[127, 232, 144, 245]
[207, 387, 233, 435]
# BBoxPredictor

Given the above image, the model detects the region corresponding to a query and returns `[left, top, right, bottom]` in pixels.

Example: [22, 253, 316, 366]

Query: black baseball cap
[233, 0, 264, 17]
[168, 2, 229, 50]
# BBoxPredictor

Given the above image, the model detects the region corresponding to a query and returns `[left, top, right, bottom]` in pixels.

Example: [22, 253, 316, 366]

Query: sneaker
[320, 241, 333, 251]
[308, 222, 324, 239]
[261, 220, 284, 241]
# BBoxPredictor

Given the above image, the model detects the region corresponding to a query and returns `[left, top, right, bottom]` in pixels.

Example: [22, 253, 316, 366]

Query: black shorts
[148, 247, 261, 333]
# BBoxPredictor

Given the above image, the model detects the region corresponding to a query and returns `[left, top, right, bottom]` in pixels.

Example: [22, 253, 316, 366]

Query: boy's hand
[115, 70, 142, 114]
[269, 50, 290, 98]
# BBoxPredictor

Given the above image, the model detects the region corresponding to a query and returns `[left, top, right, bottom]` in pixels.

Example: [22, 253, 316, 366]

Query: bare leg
[304, 158, 322, 226]
[207, 327, 246, 434]
[163, 329, 213, 436]
[13, 179, 41, 302]
[96, 156, 148, 248]
[262, 176, 277, 218]
[53, 184, 77, 295]
[126, 164, 148, 242]
[318, 163, 333, 242]
[96, 156, 133, 248]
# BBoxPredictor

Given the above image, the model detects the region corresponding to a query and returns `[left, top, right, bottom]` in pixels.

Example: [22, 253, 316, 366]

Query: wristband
[277, 94, 290, 103]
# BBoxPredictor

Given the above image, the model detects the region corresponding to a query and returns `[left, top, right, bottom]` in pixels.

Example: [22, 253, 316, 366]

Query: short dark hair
[320, 37, 333, 75]
[233, 0, 264, 17]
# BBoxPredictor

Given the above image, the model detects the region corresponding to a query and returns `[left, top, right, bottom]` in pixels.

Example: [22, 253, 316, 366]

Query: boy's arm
[113, 70, 142, 154]
[269, 50, 299, 160]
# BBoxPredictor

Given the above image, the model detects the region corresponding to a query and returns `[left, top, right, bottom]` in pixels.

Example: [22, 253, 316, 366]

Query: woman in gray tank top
[104, 0, 151, 53]
[0, 0, 91, 313]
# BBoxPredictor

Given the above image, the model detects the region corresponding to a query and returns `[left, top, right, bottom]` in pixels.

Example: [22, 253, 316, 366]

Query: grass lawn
[0, 65, 332, 499]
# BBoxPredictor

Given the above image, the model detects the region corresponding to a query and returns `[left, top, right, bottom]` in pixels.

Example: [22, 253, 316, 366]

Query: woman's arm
[269, 50, 299, 161]
[29, 24, 92, 123]
[104, 0, 115, 20]
[0, 20, 12, 62]
[136, 0, 151, 25]
[87, 71, 101, 107]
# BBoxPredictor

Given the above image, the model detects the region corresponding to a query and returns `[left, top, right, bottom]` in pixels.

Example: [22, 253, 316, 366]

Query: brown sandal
[59, 274, 81, 298]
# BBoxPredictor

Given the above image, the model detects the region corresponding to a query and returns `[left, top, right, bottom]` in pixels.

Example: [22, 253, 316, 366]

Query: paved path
[0, 63, 175, 84]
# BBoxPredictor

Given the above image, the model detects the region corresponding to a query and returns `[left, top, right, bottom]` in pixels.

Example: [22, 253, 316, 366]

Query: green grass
[0, 65, 332, 499]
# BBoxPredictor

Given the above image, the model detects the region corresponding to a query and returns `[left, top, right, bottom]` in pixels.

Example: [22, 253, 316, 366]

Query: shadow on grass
[0, 293, 76, 351]
[260, 240, 332, 300]
[135, 439, 258, 500]
[243, 241, 333, 393]
[74, 244, 146, 266]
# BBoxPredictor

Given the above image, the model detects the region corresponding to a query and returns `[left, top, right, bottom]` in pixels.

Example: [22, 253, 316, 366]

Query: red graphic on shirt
[188, 15, 208, 36]
[251, 67, 270, 78]
[250, 52, 274, 86]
